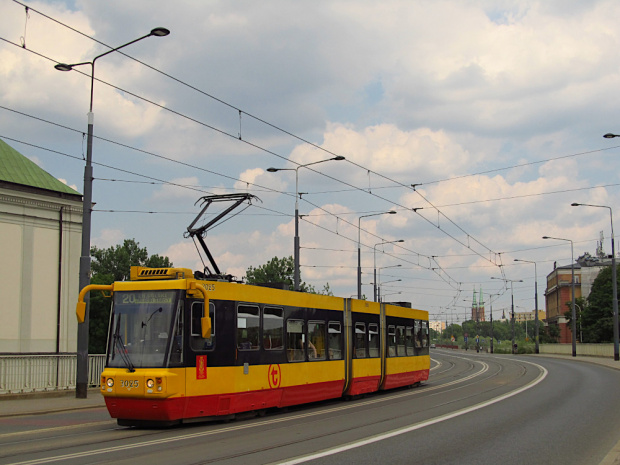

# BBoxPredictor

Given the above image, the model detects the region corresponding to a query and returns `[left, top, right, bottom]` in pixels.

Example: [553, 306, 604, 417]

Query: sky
[2, 0, 620, 324]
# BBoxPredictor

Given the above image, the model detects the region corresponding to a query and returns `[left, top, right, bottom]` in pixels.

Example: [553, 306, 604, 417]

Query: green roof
[0, 138, 81, 196]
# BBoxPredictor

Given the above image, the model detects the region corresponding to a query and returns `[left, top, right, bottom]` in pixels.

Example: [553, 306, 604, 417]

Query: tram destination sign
[117, 290, 175, 306]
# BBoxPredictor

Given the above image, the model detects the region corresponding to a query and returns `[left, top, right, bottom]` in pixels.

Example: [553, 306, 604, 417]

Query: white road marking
[274, 358, 548, 464]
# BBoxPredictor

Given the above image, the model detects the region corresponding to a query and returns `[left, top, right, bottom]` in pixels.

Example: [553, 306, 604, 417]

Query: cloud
[92, 228, 125, 248]
[57, 178, 79, 191]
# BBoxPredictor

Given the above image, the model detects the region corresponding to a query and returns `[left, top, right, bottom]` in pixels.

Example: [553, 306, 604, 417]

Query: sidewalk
[528, 352, 620, 371]
[0, 388, 105, 418]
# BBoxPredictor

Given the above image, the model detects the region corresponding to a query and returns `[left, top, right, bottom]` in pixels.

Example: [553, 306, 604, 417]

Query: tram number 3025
[120, 380, 139, 389]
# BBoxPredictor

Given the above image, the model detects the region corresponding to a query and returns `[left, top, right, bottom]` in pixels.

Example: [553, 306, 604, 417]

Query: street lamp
[487, 292, 501, 354]
[55, 27, 170, 399]
[377, 265, 401, 302]
[514, 258, 540, 354]
[571, 202, 619, 361]
[491, 277, 523, 354]
[267, 156, 345, 291]
[543, 235, 577, 357]
[357, 211, 396, 299]
[373, 240, 404, 302]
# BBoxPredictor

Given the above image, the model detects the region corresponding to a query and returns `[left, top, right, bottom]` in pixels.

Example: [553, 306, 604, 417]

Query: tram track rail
[0, 351, 546, 465]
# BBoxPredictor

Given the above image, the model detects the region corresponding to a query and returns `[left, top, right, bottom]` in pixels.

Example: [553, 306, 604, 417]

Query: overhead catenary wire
[0, 14, 503, 277]
[2, 5, 610, 308]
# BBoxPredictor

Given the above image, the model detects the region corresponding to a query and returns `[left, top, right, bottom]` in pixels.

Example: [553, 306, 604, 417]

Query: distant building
[513, 310, 545, 322]
[470, 287, 485, 322]
[0, 138, 82, 352]
[544, 247, 613, 344]
[429, 321, 446, 333]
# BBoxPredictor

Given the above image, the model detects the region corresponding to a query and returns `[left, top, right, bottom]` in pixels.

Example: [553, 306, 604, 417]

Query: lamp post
[491, 277, 522, 354]
[267, 156, 345, 291]
[373, 240, 404, 302]
[543, 235, 577, 357]
[487, 293, 500, 354]
[571, 202, 619, 361]
[514, 258, 540, 354]
[377, 266, 401, 302]
[55, 27, 170, 399]
[357, 211, 396, 299]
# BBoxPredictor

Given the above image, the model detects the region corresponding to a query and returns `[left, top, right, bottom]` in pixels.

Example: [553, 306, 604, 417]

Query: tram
[77, 195, 430, 426]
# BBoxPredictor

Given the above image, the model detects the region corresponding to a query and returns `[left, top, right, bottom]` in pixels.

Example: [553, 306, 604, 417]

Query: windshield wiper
[113, 332, 136, 373]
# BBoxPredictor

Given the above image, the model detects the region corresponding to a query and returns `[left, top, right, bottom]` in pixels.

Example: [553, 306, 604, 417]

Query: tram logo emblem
[196, 355, 207, 380]
[268, 364, 281, 389]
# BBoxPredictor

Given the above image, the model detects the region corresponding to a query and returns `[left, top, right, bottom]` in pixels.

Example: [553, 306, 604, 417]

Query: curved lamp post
[491, 277, 523, 354]
[543, 235, 577, 357]
[514, 258, 540, 354]
[357, 211, 396, 299]
[267, 156, 345, 291]
[571, 202, 619, 361]
[373, 240, 404, 302]
[55, 27, 170, 398]
[377, 264, 401, 302]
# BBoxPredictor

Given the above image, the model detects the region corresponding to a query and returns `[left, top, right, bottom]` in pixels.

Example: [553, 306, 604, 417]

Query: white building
[0, 138, 82, 353]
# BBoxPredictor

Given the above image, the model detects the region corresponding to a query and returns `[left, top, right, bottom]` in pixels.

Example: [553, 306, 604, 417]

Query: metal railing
[0, 353, 106, 394]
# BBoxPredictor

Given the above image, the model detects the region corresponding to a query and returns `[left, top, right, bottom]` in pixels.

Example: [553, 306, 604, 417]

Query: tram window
[287, 319, 305, 362]
[388, 325, 396, 356]
[354, 322, 366, 358]
[422, 321, 429, 347]
[397, 326, 406, 356]
[237, 305, 260, 350]
[369, 323, 379, 358]
[328, 321, 342, 360]
[190, 302, 215, 351]
[405, 326, 414, 355]
[308, 321, 326, 360]
[263, 307, 284, 350]
[169, 303, 184, 365]
[414, 320, 422, 348]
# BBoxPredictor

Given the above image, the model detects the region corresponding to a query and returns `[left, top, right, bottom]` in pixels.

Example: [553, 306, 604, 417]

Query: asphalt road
[1, 351, 619, 465]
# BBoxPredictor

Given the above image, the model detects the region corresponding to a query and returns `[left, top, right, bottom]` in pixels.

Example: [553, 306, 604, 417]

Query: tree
[581, 265, 619, 342]
[245, 256, 332, 295]
[88, 239, 173, 353]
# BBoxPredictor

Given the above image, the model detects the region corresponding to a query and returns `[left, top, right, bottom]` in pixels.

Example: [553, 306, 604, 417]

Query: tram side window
[328, 321, 342, 360]
[263, 307, 284, 350]
[354, 322, 366, 358]
[388, 325, 396, 356]
[422, 321, 429, 347]
[397, 326, 406, 356]
[405, 326, 414, 355]
[308, 321, 326, 360]
[414, 320, 422, 349]
[190, 302, 215, 351]
[237, 305, 260, 350]
[287, 319, 305, 362]
[369, 323, 379, 357]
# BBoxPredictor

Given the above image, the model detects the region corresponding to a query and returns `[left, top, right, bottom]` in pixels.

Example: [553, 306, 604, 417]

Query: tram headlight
[146, 379, 155, 389]
[106, 378, 114, 388]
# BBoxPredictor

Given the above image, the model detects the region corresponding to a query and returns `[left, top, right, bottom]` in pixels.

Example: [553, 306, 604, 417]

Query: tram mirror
[76, 301, 86, 324]
[201, 315, 212, 338]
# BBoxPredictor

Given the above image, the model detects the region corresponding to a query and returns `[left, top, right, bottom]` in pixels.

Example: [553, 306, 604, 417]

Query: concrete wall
[0, 189, 82, 353]
[539, 343, 615, 357]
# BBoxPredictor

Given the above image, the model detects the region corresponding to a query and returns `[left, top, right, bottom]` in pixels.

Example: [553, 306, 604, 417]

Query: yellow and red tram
[78, 266, 430, 426]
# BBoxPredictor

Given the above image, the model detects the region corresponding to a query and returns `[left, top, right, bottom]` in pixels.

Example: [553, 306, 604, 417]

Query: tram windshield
[107, 290, 182, 369]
